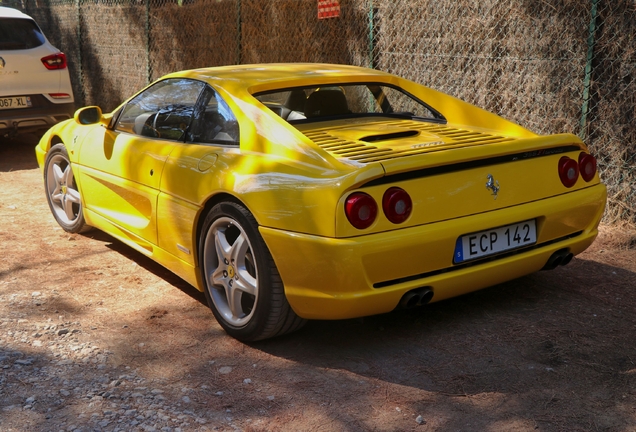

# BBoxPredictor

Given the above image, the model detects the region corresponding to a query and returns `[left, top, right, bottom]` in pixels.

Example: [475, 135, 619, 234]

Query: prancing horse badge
[486, 174, 500, 199]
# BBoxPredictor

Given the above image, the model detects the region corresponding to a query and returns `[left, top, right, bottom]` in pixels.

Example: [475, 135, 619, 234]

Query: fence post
[236, 0, 242, 64]
[580, 0, 599, 141]
[368, 0, 374, 69]
[76, 0, 84, 106]
[145, 0, 151, 84]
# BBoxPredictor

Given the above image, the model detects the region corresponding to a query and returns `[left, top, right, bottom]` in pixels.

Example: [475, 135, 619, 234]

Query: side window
[115, 78, 205, 141]
[188, 86, 240, 145]
[368, 86, 437, 119]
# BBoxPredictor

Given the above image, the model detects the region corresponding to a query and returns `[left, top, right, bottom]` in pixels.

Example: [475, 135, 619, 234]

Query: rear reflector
[49, 93, 71, 99]
[41, 53, 67, 70]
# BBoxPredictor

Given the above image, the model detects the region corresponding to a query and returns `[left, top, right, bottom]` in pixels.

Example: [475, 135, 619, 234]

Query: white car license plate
[0, 96, 32, 110]
[454, 219, 537, 263]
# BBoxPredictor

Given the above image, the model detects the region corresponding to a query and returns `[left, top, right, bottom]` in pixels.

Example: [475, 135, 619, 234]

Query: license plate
[0, 96, 32, 110]
[454, 219, 537, 264]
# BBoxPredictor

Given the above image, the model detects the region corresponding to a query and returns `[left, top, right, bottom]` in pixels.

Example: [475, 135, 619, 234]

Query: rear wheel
[44, 143, 90, 233]
[199, 201, 306, 341]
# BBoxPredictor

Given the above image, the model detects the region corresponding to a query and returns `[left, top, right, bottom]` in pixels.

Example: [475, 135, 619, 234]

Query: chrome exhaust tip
[399, 287, 434, 309]
[542, 248, 572, 270]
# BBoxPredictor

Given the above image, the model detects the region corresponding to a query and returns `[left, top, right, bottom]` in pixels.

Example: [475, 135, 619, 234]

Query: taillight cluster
[41, 53, 67, 70]
[345, 187, 412, 229]
[558, 152, 598, 188]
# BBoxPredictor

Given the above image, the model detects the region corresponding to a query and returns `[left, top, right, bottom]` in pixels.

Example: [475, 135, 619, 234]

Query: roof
[166, 63, 396, 90]
[0, 6, 33, 20]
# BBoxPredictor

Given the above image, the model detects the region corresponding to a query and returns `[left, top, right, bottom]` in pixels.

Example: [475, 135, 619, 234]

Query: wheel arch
[194, 192, 254, 264]
[41, 133, 64, 154]
[194, 193, 306, 340]
[50, 135, 64, 146]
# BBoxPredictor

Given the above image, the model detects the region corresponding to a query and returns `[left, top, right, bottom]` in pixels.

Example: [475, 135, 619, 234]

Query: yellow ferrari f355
[35, 64, 606, 341]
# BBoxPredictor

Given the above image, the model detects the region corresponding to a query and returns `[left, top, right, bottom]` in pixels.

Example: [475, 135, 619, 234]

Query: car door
[77, 78, 206, 245]
[155, 85, 242, 265]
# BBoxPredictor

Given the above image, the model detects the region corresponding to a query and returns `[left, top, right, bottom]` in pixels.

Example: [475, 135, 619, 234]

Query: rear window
[254, 83, 445, 124]
[0, 18, 46, 50]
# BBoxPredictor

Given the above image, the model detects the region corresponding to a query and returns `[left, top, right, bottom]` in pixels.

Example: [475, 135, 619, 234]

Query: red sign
[318, 0, 340, 19]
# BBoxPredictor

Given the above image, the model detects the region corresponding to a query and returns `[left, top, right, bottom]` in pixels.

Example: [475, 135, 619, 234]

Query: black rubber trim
[361, 130, 420, 142]
[363, 145, 582, 187]
[373, 230, 584, 289]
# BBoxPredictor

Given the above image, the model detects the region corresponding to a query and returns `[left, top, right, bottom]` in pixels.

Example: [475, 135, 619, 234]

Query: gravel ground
[1, 317, 217, 432]
[1, 135, 636, 432]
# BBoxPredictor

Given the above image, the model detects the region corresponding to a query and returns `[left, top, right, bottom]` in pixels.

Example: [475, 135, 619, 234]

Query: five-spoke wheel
[44, 144, 89, 233]
[205, 216, 259, 327]
[200, 201, 305, 341]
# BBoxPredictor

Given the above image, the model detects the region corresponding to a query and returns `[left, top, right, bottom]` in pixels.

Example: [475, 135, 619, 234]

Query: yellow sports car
[36, 63, 606, 341]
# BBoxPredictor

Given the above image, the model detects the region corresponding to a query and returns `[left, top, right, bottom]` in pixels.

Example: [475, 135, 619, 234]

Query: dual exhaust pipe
[399, 287, 434, 310]
[542, 248, 574, 270]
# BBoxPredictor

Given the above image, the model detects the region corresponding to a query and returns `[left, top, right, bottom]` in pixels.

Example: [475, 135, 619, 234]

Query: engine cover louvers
[303, 120, 515, 163]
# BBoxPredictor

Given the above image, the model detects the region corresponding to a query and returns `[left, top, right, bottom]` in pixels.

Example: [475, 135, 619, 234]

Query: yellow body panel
[34, 63, 607, 322]
[263, 184, 606, 319]
[77, 128, 178, 244]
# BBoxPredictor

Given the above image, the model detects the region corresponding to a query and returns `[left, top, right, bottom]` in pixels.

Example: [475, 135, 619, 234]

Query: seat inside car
[285, 89, 307, 112]
[304, 90, 350, 118]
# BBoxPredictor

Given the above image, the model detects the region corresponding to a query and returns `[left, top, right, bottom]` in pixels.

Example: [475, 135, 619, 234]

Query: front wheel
[199, 201, 306, 341]
[43, 143, 90, 233]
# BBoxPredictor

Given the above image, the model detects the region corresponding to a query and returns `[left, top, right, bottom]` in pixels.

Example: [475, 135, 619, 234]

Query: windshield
[0, 18, 46, 50]
[254, 83, 444, 123]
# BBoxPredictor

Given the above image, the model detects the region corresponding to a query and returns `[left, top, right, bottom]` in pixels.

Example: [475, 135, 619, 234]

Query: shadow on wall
[20, 0, 373, 111]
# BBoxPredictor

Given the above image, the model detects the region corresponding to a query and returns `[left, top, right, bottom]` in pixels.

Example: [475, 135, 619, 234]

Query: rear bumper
[260, 183, 606, 320]
[0, 100, 75, 135]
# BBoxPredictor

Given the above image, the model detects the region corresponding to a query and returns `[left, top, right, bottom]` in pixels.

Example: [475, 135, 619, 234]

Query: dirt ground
[1, 136, 635, 432]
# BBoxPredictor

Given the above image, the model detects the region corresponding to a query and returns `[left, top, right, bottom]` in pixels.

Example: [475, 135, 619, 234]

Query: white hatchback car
[0, 6, 74, 138]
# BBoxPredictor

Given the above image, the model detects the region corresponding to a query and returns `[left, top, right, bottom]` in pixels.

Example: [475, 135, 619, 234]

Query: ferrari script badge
[486, 174, 500, 200]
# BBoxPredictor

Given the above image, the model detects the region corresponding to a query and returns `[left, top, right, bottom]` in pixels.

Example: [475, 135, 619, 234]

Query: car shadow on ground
[248, 256, 636, 388]
[84, 229, 208, 306]
[0, 135, 41, 172]
[85, 222, 636, 396]
[94, 223, 636, 400]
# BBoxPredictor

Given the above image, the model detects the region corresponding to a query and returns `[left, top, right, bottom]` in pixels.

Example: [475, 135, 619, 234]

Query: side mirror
[74, 106, 107, 125]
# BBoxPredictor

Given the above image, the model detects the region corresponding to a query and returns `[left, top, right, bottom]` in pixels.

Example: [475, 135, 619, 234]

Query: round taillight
[558, 156, 579, 188]
[345, 192, 377, 229]
[578, 152, 597, 182]
[382, 187, 412, 224]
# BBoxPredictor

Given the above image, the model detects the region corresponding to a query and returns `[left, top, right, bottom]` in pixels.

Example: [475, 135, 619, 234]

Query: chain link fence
[3, 0, 635, 224]
[584, 1, 636, 224]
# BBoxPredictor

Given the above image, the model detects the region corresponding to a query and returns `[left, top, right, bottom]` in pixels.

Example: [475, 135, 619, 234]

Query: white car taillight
[41, 53, 67, 70]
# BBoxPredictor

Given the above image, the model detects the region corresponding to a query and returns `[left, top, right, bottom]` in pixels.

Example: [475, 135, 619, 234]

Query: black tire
[199, 201, 306, 341]
[43, 143, 91, 234]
